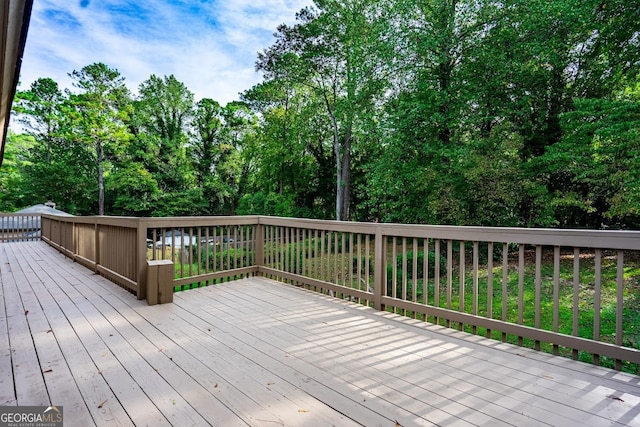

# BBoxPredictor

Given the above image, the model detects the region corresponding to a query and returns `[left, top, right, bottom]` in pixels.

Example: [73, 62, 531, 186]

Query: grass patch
[384, 249, 640, 374]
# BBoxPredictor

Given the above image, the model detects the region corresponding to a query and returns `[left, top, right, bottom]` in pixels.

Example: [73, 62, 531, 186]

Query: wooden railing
[42, 215, 145, 295]
[145, 216, 260, 290]
[0, 213, 41, 242]
[39, 214, 640, 372]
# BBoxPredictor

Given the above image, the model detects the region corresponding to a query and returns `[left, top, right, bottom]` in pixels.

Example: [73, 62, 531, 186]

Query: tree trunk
[326, 99, 343, 221]
[334, 136, 343, 221]
[97, 139, 104, 215]
[340, 130, 352, 221]
[438, 61, 453, 146]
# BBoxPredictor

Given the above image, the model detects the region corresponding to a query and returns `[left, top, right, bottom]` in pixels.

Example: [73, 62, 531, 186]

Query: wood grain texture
[1, 241, 639, 427]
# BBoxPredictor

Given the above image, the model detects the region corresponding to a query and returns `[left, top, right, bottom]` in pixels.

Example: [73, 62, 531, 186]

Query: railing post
[137, 218, 148, 300]
[255, 218, 264, 276]
[373, 226, 385, 311]
[73, 219, 78, 261]
[147, 259, 174, 305]
[65, 219, 71, 258]
[94, 218, 100, 273]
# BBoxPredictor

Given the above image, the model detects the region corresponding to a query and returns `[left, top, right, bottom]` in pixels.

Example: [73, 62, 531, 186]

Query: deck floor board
[1, 241, 639, 426]
[187, 279, 583, 427]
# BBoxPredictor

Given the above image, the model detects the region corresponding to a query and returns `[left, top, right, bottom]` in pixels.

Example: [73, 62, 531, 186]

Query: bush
[236, 191, 295, 216]
[386, 250, 446, 297]
[201, 248, 253, 271]
[401, 250, 446, 279]
[266, 238, 317, 268]
[318, 232, 347, 254]
[352, 256, 375, 275]
[449, 240, 519, 264]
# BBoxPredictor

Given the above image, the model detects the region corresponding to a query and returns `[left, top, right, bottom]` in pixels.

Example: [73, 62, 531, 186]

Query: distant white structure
[0, 203, 73, 241]
[14, 203, 72, 216]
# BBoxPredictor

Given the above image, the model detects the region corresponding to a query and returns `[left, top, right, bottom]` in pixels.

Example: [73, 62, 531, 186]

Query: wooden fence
[39, 214, 640, 372]
[42, 215, 144, 294]
[0, 213, 41, 242]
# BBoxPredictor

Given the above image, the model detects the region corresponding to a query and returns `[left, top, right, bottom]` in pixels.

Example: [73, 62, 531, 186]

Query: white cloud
[15, 0, 312, 110]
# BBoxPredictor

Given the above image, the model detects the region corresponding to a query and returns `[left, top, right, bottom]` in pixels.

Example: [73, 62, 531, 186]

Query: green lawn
[385, 250, 640, 374]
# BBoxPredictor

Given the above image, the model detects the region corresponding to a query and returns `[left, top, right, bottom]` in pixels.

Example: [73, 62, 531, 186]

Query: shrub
[201, 248, 253, 271]
[401, 250, 446, 279]
[386, 250, 446, 297]
[352, 256, 374, 275]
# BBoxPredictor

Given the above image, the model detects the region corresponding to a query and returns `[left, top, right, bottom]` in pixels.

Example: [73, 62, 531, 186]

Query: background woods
[3, 0, 639, 229]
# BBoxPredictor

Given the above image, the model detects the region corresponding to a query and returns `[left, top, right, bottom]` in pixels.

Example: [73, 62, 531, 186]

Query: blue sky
[17, 0, 312, 105]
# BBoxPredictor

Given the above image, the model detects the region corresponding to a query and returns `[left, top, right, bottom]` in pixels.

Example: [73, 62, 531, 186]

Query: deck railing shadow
[39, 214, 640, 372]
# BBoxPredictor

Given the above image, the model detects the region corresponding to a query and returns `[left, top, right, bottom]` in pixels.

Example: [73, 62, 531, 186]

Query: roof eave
[0, 0, 33, 168]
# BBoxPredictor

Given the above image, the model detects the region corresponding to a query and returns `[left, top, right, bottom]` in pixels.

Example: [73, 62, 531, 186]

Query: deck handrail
[0, 213, 42, 242]
[39, 214, 640, 372]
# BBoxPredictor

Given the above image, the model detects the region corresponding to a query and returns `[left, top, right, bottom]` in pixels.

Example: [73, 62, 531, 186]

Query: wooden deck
[1, 242, 639, 427]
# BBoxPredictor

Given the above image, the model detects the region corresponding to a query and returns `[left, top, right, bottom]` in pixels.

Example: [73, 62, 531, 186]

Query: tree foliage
[68, 62, 132, 215]
[4, 0, 640, 229]
[255, 0, 392, 220]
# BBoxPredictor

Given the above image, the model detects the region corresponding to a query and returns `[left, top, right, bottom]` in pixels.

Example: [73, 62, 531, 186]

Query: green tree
[242, 80, 334, 218]
[363, 0, 640, 227]
[256, 0, 391, 220]
[68, 63, 132, 215]
[136, 74, 195, 195]
[106, 161, 160, 216]
[364, 0, 500, 224]
[191, 98, 224, 187]
[12, 77, 97, 213]
[0, 132, 35, 210]
[14, 78, 65, 164]
[190, 99, 250, 214]
[540, 94, 640, 228]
